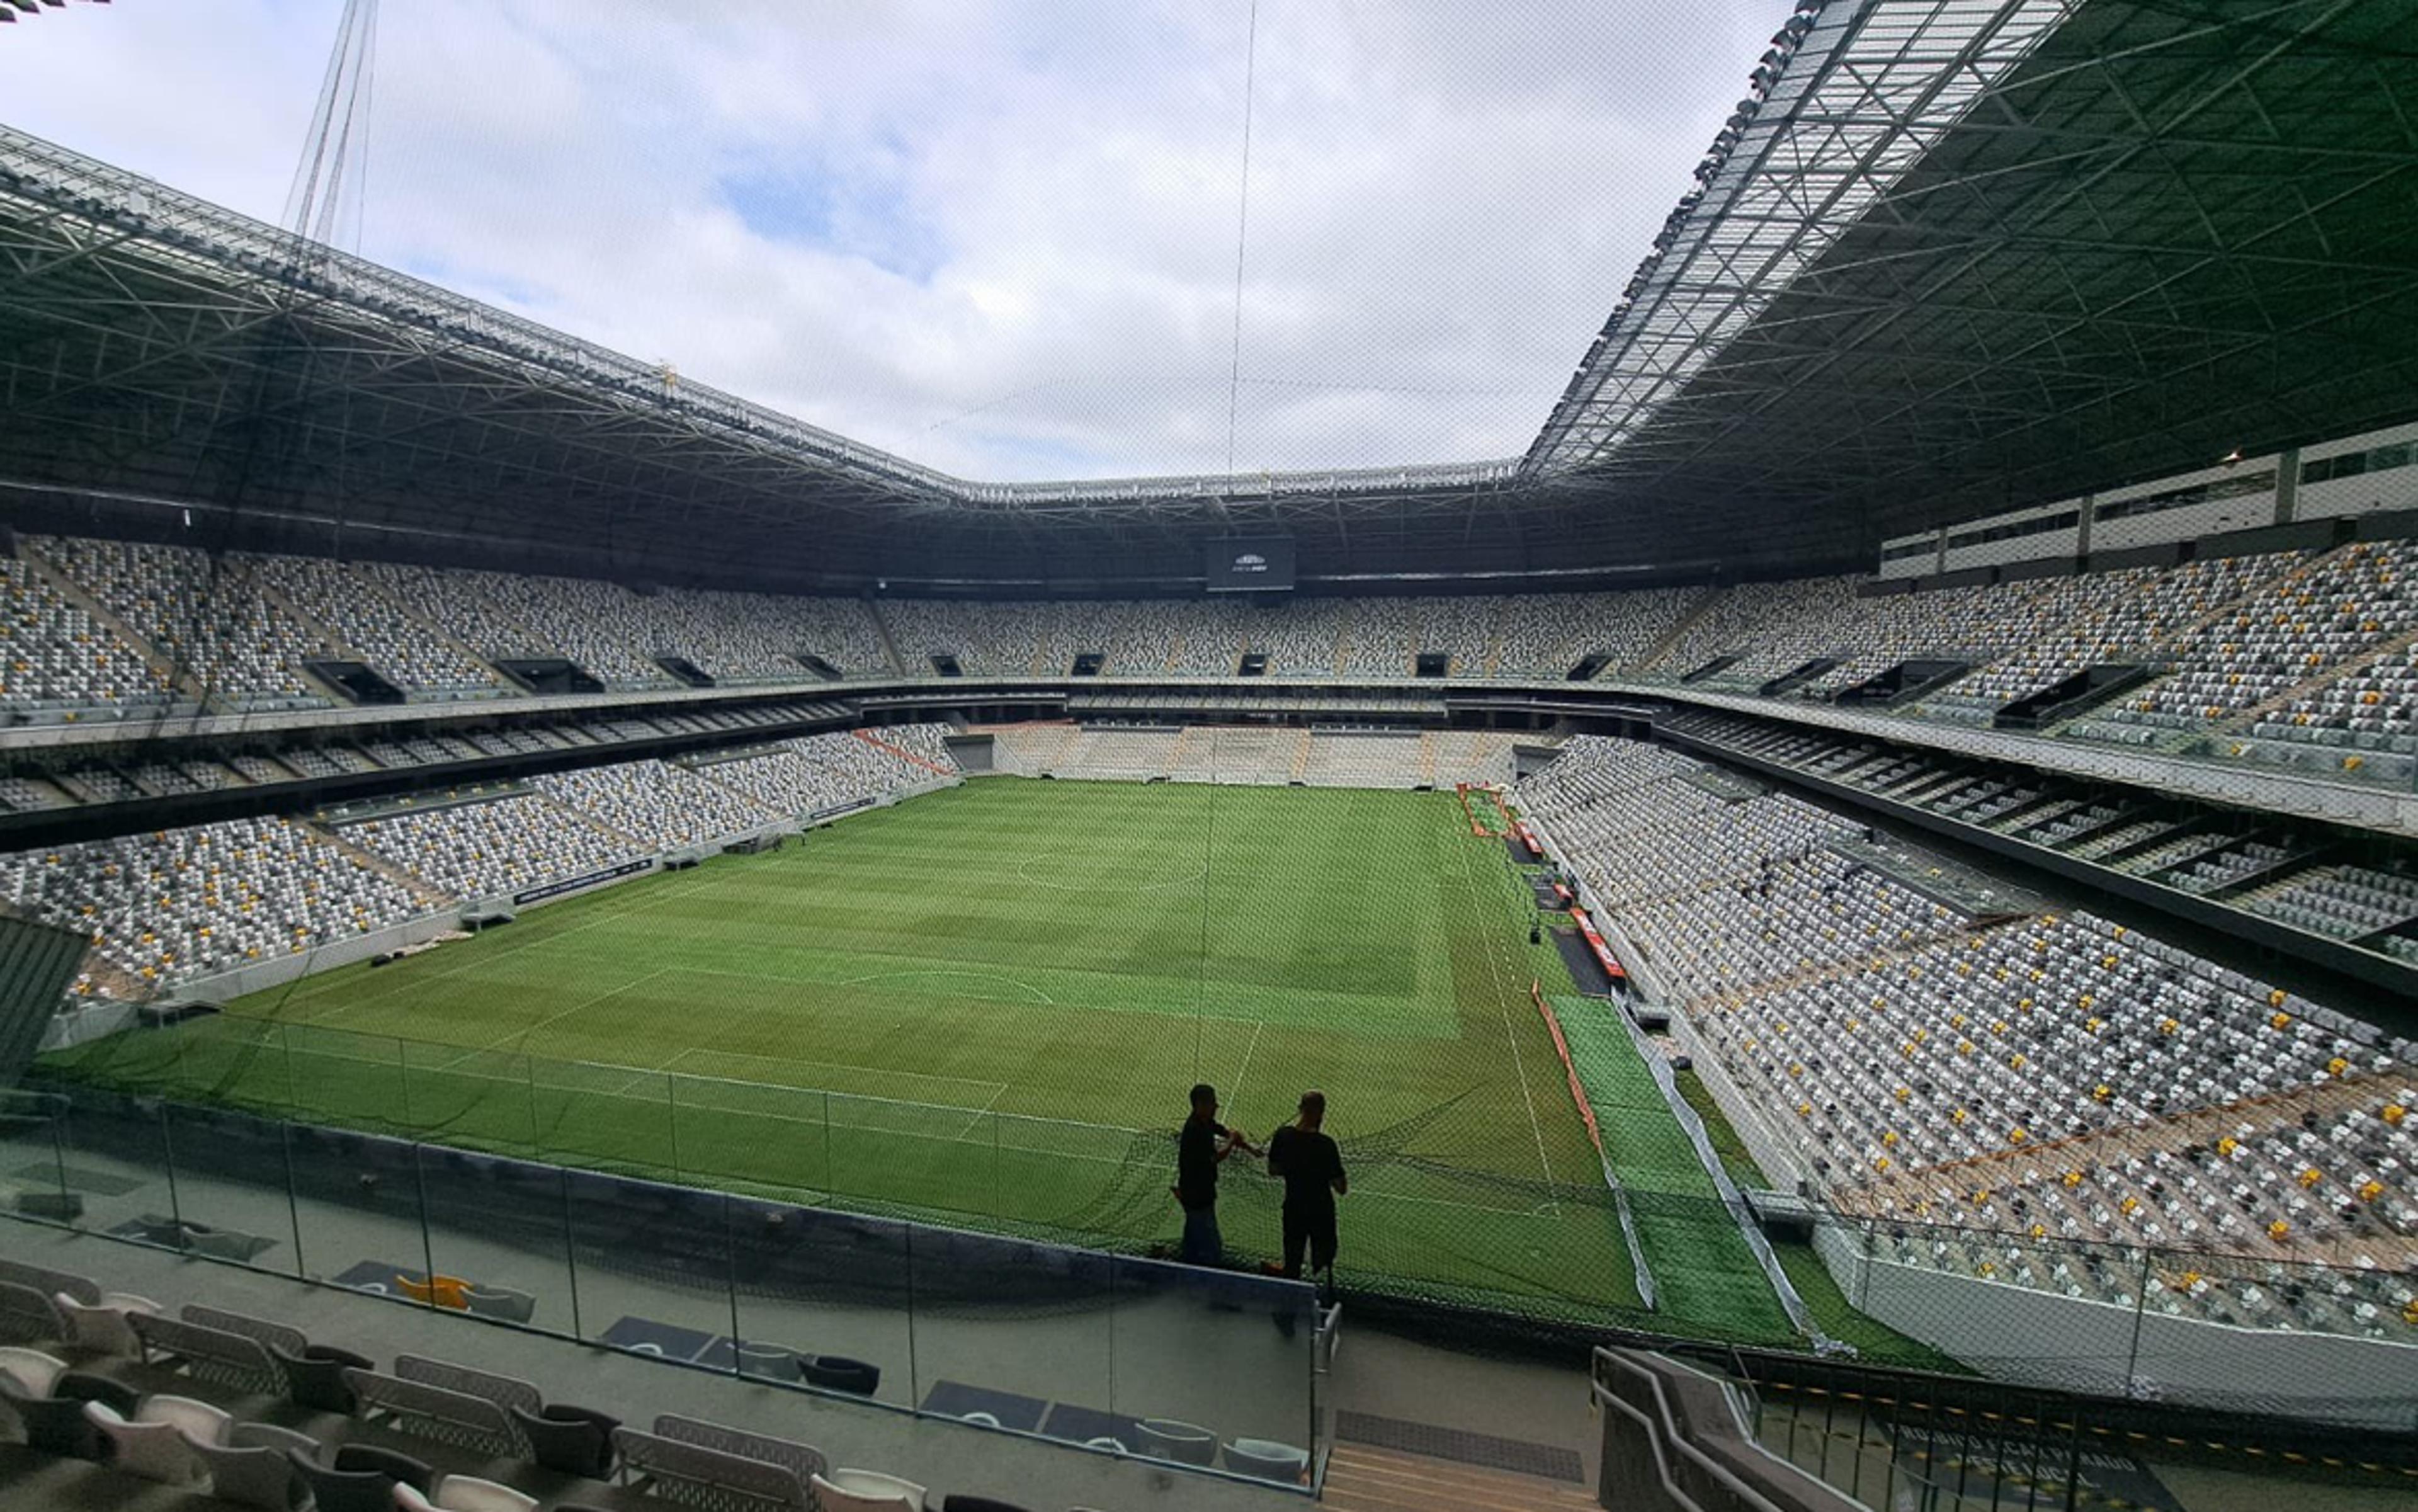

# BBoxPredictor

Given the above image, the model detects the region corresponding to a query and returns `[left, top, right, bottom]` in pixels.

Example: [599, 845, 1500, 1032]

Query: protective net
[36, 771, 1682, 1329]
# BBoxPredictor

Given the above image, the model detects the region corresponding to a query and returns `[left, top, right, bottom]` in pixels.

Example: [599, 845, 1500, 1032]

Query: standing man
[1267, 1089, 1348, 1287]
[1173, 1082, 1256, 1268]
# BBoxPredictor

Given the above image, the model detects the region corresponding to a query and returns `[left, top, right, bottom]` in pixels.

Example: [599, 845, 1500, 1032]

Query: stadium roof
[0, 0, 2412, 589]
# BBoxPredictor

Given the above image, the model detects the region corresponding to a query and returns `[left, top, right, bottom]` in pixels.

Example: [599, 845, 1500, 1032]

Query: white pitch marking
[1455, 826, 1558, 1194]
[433, 966, 672, 1070]
[834, 969, 1056, 1005]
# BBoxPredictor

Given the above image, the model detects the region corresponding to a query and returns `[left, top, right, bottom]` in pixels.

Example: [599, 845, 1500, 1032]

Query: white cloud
[0, 0, 1785, 481]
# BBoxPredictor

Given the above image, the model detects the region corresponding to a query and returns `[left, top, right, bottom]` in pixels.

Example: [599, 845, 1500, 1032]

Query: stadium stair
[370, 578, 513, 692]
[863, 596, 911, 676]
[310, 823, 457, 908]
[1834, 1067, 2395, 1263]
[1628, 583, 1723, 676]
[1288, 729, 1313, 782]
[2220, 619, 2418, 734]
[13, 543, 207, 707]
[1169, 725, 1206, 779]
[1320, 1443, 1598, 1512]
[849, 728, 953, 776]
[251, 577, 377, 703]
[535, 788, 649, 851]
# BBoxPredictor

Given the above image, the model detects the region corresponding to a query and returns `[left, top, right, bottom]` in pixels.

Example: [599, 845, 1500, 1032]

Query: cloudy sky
[0, 0, 1783, 482]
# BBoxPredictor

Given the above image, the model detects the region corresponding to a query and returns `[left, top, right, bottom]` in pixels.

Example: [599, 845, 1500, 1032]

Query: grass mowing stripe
[1454, 821, 1557, 1190]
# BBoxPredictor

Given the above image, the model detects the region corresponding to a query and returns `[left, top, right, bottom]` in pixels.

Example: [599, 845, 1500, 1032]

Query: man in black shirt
[1266, 1089, 1348, 1283]
[1172, 1082, 1256, 1267]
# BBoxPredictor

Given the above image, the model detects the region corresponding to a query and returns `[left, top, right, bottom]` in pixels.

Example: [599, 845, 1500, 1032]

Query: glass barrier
[0, 1076, 1324, 1491]
[0, 1089, 72, 1225]
[285, 1127, 431, 1299]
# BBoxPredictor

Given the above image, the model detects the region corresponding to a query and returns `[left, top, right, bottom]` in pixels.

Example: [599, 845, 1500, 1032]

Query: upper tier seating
[2106, 541, 2418, 729]
[11, 530, 2418, 790]
[1643, 576, 1858, 681]
[0, 554, 176, 720]
[357, 565, 671, 688]
[642, 588, 890, 680]
[36, 538, 327, 708]
[1491, 587, 1706, 679]
[1943, 555, 2295, 714]
[242, 555, 500, 695]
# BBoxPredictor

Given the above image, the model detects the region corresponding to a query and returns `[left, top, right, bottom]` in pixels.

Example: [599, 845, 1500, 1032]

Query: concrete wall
[165, 906, 468, 1006]
[1942, 501, 2084, 572]
[1825, 1231, 2418, 1428]
[39, 998, 137, 1052]
[2298, 418, 2418, 523]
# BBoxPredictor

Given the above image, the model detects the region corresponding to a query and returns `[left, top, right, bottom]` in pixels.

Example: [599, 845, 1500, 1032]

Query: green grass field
[47, 779, 1752, 1329]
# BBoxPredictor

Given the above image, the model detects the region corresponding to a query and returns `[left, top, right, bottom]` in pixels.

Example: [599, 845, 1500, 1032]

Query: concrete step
[1322, 1443, 1597, 1512]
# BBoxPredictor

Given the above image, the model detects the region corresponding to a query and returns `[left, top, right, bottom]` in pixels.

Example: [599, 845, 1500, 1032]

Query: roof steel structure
[1524, 0, 2418, 569]
[0, 0, 2412, 588]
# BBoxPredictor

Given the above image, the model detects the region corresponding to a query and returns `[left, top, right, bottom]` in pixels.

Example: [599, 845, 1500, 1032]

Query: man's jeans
[1180, 1204, 1222, 1267]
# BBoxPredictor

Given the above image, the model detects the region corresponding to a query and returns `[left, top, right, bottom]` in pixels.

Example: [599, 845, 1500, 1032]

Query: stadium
[0, 1, 2414, 1509]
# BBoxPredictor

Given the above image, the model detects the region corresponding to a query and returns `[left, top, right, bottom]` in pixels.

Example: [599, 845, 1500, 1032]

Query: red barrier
[1570, 908, 1629, 983]
[1531, 980, 1606, 1159]
[1453, 783, 1494, 837]
[851, 729, 953, 776]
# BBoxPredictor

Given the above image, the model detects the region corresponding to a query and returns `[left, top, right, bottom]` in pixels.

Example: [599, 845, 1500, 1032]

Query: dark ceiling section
[1537, 0, 2418, 572]
[1, 3, 2414, 591]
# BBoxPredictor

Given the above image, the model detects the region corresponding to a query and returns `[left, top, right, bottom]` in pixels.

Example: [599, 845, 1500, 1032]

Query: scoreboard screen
[1205, 537, 1296, 592]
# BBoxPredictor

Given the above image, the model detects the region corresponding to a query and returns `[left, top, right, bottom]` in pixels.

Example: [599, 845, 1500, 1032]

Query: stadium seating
[1639, 576, 1857, 681]
[35, 537, 329, 709]
[339, 792, 639, 904]
[984, 723, 1510, 788]
[0, 730, 962, 999]
[0, 552, 179, 722]
[644, 587, 891, 680]
[9, 530, 2418, 800]
[359, 564, 674, 689]
[1518, 736, 2415, 1331]
[243, 554, 502, 697]
[2102, 542, 2418, 730]
[0, 816, 423, 990]
[0, 1248, 1287, 1507]
[690, 727, 958, 815]
[530, 762, 776, 851]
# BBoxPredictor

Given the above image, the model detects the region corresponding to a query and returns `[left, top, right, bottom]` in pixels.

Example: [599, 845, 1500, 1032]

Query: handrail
[1591, 1346, 1795, 1512]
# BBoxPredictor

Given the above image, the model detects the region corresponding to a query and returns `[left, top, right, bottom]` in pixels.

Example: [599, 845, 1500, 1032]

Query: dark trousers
[1180, 1205, 1223, 1268]
[1280, 1203, 1337, 1280]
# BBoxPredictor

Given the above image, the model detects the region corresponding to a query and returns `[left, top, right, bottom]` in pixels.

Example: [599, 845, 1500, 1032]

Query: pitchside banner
[1205, 537, 1296, 592]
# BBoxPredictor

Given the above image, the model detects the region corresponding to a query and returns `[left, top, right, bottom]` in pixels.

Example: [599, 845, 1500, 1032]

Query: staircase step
[1323, 1444, 1596, 1512]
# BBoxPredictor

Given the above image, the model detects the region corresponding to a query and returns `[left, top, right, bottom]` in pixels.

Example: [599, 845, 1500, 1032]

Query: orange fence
[1453, 782, 1497, 836]
[1531, 979, 1606, 1159]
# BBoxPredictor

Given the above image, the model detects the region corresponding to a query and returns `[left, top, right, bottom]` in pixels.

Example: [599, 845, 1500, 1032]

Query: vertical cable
[1193, 729, 1218, 1080]
[1223, 0, 1262, 489]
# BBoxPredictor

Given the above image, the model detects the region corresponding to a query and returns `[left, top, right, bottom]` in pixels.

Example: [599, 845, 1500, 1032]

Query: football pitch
[43, 778, 1766, 1333]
